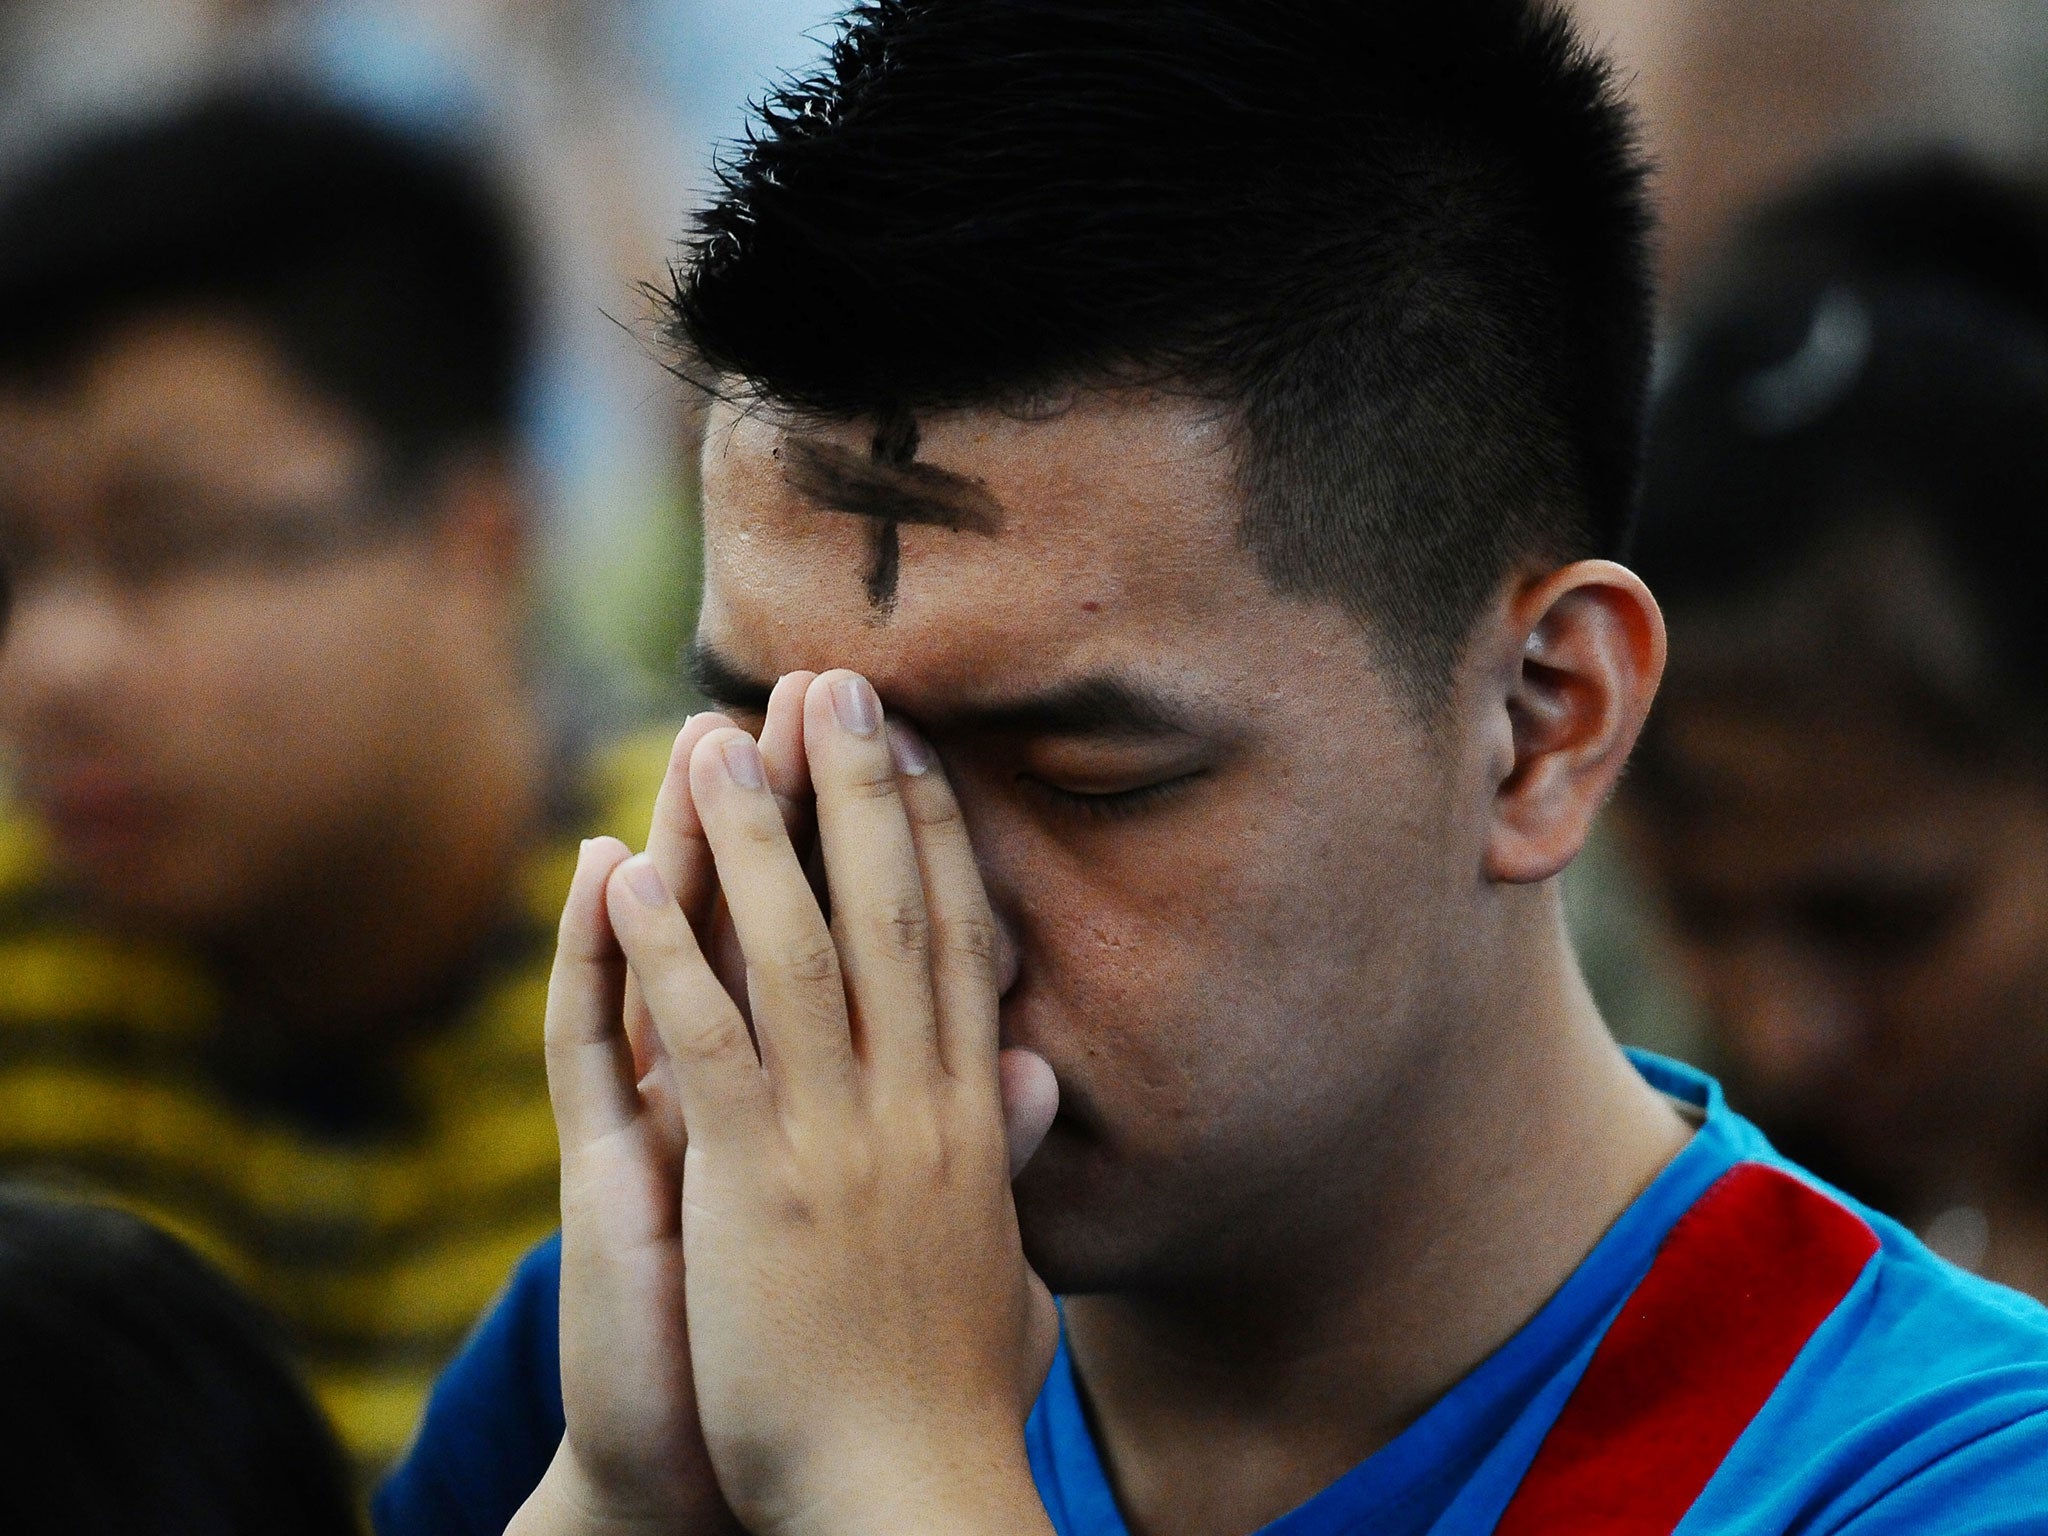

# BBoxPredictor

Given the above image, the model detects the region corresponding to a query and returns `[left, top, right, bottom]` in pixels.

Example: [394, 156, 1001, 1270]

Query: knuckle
[839, 761, 902, 803]
[671, 1012, 745, 1066]
[869, 899, 932, 961]
[777, 936, 843, 986]
[941, 912, 1002, 967]
[841, 1137, 883, 1191]
[737, 806, 790, 845]
[891, 1119, 948, 1180]
[905, 784, 965, 829]
[630, 916, 688, 965]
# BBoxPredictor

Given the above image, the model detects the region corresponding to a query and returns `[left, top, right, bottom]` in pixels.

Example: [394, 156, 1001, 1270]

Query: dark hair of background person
[666, 0, 1656, 706]
[0, 1189, 359, 1536]
[1631, 154, 2048, 773]
[0, 81, 535, 484]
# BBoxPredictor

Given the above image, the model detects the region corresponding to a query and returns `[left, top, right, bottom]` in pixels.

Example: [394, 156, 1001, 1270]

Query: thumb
[999, 1048, 1060, 1177]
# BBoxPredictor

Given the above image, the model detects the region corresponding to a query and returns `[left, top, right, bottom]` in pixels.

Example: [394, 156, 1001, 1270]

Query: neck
[214, 681, 547, 1049]
[1062, 901, 1691, 1536]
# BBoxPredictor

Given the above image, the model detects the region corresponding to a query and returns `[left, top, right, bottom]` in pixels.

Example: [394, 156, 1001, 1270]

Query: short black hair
[0, 1189, 358, 1536]
[1634, 154, 2048, 757]
[0, 82, 534, 478]
[668, 0, 1655, 704]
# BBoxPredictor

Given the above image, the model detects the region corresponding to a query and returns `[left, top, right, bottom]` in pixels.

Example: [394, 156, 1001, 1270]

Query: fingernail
[623, 856, 669, 909]
[888, 721, 932, 776]
[719, 734, 766, 789]
[832, 676, 881, 737]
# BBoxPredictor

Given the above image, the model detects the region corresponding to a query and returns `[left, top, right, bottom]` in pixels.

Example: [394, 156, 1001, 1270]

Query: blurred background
[1564, 0, 2048, 1064]
[4, 0, 2048, 1489]
[3, 0, 2041, 710]
[1, 0, 855, 707]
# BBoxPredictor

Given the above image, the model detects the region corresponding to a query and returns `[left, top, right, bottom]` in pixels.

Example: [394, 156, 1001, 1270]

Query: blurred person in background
[1624, 156, 2048, 1298]
[0, 84, 667, 1478]
[0, 1187, 359, 1535]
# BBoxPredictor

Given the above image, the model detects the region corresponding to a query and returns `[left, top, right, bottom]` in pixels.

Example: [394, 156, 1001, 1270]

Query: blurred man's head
[674, 0, 1661, 1290]
[1625, 157, 2048, 1212]
[0, 87, 537, 939]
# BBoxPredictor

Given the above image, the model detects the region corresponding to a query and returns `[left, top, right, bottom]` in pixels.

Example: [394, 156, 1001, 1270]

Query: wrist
[511, 1443, 730, 1536]
[779, 1436, 1052, 1536]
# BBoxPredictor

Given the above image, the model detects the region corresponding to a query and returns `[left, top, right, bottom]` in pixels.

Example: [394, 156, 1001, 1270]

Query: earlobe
[1485, 560, 1666, 886]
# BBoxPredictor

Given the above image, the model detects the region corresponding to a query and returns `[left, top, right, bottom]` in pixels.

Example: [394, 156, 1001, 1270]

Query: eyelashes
[1024, 770, 1205, 822]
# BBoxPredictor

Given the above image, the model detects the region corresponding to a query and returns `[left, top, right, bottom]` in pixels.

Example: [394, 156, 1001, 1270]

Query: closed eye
[1023, 770, 1205, 821]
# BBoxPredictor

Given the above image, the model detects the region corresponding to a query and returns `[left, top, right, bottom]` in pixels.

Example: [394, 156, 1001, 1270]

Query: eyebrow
[684, 639, 1209, 740]
[782, 438, 1006, 535]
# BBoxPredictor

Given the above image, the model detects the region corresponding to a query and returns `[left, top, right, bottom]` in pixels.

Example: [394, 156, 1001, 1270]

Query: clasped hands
[514, 670, 1062, 1536]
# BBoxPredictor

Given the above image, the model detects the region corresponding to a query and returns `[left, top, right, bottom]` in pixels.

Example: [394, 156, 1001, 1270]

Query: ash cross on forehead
[781, 406, 1005, 615]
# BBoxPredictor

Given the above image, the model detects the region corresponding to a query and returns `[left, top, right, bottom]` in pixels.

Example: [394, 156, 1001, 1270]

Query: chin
[62, 848, 243, 942]
[1012, 1122, 1183, 1294]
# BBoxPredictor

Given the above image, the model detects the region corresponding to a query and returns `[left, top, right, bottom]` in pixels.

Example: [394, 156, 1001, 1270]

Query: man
[382, 5, 2048, 1534]
[1620, 157, 2048, 1299]
[0, 87, 665, 1476]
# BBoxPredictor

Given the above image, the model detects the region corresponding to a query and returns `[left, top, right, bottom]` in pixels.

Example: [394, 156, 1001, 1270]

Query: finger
[605, 852, 772, 1142]
[635, 1042, 688, 1172]
[630, 714, 735, 1088]
[645, 713, 737, 924]
[759, 670, 818, 818]
[755, 672, 824, 999]
[646, 685, 812, 927]
[804, 671, 940, 1091]
[887, 720, 1004, 1083]
[999, 1048, 1061, 1177]
[690, 726, 858, 1111]
[639, 689, 813, 1066]
[543, 836, 639, 1153]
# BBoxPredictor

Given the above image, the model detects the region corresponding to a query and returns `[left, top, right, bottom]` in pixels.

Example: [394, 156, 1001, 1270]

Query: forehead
[698, 389, 1266, 699]
[0, 314, 369, 509]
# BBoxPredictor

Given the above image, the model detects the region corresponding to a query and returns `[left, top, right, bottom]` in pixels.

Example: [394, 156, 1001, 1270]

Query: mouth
[33, 763, 171, 856]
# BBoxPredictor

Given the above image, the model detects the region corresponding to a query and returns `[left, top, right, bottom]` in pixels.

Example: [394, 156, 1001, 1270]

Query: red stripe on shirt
[1492, 1160, 1879, 1536]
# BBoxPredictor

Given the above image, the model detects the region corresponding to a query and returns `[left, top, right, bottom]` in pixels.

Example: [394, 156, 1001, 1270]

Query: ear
[1483, 559, 1666, 885]
[422, 451, 529, 592]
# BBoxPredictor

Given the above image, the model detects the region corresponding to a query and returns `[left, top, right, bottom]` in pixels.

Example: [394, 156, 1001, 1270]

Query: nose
[992, 904, 1023, 996]
[0, 581, 138, 725]
[948, 786, 1024, 998]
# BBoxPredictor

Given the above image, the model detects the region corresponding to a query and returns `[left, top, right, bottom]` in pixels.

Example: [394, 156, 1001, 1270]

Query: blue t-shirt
[376, 1054, 2048, 1535]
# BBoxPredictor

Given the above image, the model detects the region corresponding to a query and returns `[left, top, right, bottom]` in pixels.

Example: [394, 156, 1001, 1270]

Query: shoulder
[1824, 1209, 2048, 1458]
[1782, 1164, 2048, 1400]
[1689, 1169, 2048, 1533]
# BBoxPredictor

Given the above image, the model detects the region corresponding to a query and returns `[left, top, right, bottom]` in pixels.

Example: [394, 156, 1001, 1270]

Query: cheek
[1000, 788, 1444, 1134]
[147, 570, 431, 794]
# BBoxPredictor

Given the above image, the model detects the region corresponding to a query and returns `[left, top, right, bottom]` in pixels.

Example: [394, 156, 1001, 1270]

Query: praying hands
[510, 671, 1062, 1536]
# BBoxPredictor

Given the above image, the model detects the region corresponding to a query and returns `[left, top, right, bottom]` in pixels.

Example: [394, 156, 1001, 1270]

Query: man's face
[696, 391, 1499, 1292]
[0, 315, 482, 937]
[1621, 688, 2048, 1206]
